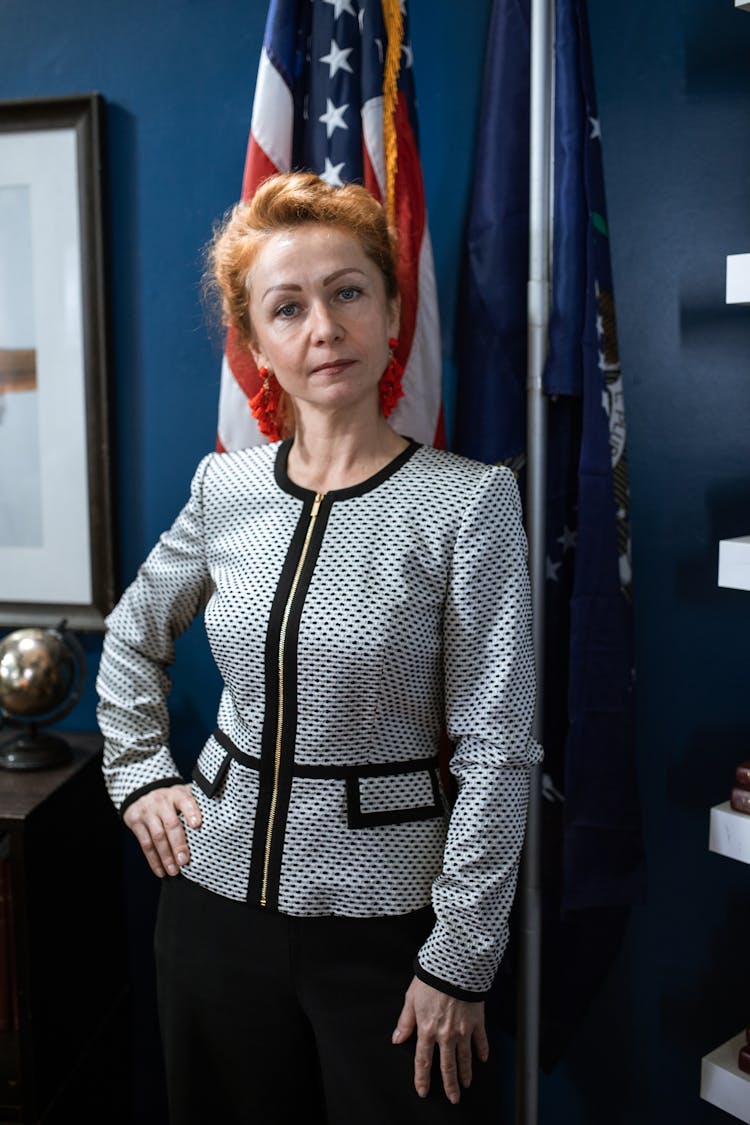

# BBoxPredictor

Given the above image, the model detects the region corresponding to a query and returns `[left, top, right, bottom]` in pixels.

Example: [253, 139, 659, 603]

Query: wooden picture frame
[0, 94, 114, 631]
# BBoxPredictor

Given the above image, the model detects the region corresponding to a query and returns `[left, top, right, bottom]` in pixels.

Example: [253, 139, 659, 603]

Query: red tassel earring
[379, 337, 405, 418]
[248, 366, 282, 442]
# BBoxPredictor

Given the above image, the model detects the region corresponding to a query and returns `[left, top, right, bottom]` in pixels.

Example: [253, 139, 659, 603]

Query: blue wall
[578, 3, 750, 1122]
[2, 1, 750, 1122]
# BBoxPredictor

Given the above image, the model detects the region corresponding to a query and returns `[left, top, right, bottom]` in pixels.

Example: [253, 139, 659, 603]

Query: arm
[96, 455, 214, 872]
[419, 463, 542, 995]
[393, 464, 543, 1100]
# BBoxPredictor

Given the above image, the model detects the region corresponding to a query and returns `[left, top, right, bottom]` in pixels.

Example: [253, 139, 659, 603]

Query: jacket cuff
[413, 959, 488, 1002]
[416, 918, 500, 997]
[120, 777, 187, 818]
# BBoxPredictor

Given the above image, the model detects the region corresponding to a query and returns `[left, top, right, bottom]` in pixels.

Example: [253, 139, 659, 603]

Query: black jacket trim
[192, 754, 231, 799]
[345, 774, 444, 829]
[274, 438, 420, 501]
[413, 960, 488, 1003]
[214, 727, 439, 781]
[120, 776, 186, 818]
[247, 492, 333, 909]
[247, 496, 311, 905]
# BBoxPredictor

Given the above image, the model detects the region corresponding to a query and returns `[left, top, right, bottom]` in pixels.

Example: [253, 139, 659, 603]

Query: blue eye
[338, 286, 361, 302]
[275, 302, 299, 319]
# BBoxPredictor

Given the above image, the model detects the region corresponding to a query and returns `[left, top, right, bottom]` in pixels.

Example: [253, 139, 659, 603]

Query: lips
[309, 359, 355, 376]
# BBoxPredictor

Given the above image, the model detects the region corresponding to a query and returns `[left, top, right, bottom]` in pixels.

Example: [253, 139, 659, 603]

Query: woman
[97, 172, 542, 1124]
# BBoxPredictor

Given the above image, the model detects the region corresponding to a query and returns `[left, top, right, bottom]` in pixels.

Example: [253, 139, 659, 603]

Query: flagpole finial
[381, 0, 403, 225]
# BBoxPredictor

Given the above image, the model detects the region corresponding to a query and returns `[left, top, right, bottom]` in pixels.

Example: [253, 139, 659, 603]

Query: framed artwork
[0, 94, 114, 631]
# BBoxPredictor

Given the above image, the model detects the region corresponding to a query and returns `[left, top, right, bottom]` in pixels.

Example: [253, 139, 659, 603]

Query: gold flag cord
[381, 0, 403, 225]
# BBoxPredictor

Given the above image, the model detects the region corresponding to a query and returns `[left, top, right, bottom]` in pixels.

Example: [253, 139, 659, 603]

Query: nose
[309, 299, 343, 344]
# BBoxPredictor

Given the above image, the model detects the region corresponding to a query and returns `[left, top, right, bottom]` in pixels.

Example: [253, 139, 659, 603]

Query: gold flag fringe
[381, 0, 403, 225]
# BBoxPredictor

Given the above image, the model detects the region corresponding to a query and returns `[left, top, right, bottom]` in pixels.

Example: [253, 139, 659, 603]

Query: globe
[0, 625, 85, 770]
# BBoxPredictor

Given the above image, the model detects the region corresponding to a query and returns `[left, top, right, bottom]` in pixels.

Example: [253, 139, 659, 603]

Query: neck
[286, 405, 408, 494]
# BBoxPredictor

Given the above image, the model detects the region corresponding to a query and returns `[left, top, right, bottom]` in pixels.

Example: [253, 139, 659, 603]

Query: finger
[175, 787, 203, 829]
[472, 1023, 490, 1063]
[438, 1038, 461, 1105]
[392, 995, 417, 1045]
[457, 1036, 473, 1089]
[145, 812, 182, 876]
[161, 802, 192, 868]
[129, 822, 166, 878]
[414, 1033, 435, 1099]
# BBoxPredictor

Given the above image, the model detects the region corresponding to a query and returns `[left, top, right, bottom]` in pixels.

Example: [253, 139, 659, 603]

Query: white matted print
[0, 184, 42, 548]
[0, 97, 113, 631]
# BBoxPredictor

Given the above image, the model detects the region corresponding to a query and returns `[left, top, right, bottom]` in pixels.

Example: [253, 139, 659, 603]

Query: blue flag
[455, 0, 645, 1064]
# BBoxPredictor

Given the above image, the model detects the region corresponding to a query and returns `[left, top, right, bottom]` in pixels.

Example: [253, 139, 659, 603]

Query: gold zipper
[260, 491, 325, 907]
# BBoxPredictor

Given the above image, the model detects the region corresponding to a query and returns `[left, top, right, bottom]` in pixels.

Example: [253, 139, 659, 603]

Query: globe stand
[0, 727, 73, 771]
[0, 624, 86, 772]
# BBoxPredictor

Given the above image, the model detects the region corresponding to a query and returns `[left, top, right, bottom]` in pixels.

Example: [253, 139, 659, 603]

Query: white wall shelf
[727, 255, 750, 304]
[701, 1032, 750, 1122]
[719, 537, 750, 591]
[710, 802, 750, 865]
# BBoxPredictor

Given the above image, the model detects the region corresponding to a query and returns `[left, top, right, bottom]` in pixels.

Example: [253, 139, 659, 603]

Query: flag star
[546, 556, 562, 582]
[320, 38, 354, 77]
[323, 0, 357, 18]
[598, 349, 606, 372]
[589, 116, 602, 140]
[401, 42, 414, 68]
[319, 98, 349, 138]
[322, 0, 357, 18]
[358, 8, 365, 33]
[374, 37, 384, 64]
[400, 0, 406, 12]
[557, 525, 577, 552]
[320, 157, 345, 187]
[596, 313, 604, 337]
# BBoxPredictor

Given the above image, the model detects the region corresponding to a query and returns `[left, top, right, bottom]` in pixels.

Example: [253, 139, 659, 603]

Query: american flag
[217, 0, 443, 453]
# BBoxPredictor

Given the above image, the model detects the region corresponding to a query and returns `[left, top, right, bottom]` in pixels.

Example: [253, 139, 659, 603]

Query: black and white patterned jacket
[97, 439, 542, 999]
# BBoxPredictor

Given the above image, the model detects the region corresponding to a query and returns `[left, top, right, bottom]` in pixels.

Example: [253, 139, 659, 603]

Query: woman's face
[248, 224, 399, 423]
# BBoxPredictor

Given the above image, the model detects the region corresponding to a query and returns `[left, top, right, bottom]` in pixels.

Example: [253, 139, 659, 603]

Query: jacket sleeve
[415, 464, 543, 999]
[96, 454, 214, 815]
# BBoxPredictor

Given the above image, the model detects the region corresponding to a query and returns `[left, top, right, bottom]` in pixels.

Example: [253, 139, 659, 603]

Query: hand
[392, 976, 489, 1104]
[122, 785, 202, 878]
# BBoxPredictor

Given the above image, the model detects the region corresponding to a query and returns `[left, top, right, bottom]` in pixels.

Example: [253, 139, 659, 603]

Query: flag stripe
[247, 47, 293, 179]
[362, 96, 386, 201]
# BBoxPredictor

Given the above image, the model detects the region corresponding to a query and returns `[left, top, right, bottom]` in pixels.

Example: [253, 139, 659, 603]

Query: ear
[250, 344, 266, 371]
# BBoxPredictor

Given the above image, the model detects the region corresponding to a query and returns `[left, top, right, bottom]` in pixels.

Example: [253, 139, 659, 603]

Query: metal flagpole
[516, 0, 554, 1122]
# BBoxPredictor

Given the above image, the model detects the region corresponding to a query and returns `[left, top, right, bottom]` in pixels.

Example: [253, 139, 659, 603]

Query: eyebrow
[261, 267, 367, 302]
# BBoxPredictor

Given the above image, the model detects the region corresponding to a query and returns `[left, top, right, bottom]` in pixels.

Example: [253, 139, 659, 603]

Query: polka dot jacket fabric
[96, 440, 543, 998]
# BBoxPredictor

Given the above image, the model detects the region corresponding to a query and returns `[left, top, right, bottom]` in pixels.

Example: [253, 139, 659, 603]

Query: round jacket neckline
[274, 438, 421, 501]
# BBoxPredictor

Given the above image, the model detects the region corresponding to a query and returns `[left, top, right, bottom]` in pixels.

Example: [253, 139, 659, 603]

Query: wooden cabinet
[0, 732, 129, 1124]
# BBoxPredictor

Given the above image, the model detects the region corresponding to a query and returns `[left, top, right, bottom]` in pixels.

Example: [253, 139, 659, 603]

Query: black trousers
[154, 875, 504, 1124]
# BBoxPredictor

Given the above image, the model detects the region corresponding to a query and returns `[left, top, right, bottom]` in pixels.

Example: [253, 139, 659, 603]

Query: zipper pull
[312, 492, 325, 516]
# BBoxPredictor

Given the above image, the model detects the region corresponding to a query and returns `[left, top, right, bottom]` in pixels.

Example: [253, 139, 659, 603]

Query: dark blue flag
[455, 0, 645, 1065]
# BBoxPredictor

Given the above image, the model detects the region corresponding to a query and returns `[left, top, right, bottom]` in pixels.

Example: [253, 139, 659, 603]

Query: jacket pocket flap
[347, 766, 443, 828]
[192, 738, 231, 798]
